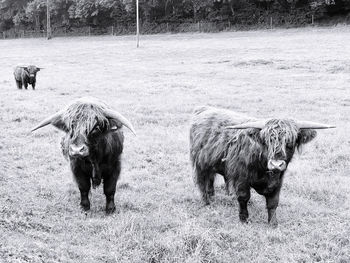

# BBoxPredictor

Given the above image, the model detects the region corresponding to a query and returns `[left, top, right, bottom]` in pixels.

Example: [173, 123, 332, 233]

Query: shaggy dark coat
[61, 129, 124, 213]
[190, 106, 317, 226]
[32, 97, 135, 214]
[14, 65, 40, 90]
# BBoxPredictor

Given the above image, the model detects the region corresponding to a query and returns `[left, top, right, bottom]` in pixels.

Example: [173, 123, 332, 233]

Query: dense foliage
[0, 0, 349, 33]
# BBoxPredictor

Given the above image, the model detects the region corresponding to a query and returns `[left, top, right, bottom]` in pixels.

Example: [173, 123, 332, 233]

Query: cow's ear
[36, 68, 40, 72]
[108, 118, 123, 129]
[296, 129, 317, 152]
[51, 118, 69, 132]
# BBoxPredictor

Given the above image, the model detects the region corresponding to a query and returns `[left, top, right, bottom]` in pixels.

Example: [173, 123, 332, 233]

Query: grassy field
[0, 26, 349, 263]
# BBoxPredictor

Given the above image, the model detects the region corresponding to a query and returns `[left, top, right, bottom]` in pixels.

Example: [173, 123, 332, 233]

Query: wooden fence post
[311, 15, 314, 25]
[136, 0, 140, 48]
[198, 21, 200, 32]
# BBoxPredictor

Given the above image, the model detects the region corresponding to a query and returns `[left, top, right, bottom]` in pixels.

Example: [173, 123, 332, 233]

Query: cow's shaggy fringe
[62, 98, 110, 141]
[260, 119, 298, 160]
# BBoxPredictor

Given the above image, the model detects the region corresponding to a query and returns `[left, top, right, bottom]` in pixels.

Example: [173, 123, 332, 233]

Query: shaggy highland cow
[14, 65, 41, 90]
[32, 97, 136, 213]
[189, 106, 334, 226]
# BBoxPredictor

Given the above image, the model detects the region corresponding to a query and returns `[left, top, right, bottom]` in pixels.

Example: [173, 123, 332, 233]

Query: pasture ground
[0, 26, 349, 263]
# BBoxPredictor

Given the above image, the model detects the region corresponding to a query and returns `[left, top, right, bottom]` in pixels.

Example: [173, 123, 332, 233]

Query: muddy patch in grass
[233, 59, 274, 67]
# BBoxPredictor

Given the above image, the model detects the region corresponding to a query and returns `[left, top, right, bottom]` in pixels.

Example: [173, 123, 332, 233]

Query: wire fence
[0, 16, 322, 39]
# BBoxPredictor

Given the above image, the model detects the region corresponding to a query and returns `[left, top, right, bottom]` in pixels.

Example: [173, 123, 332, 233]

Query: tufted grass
[0, 26, 349, 263]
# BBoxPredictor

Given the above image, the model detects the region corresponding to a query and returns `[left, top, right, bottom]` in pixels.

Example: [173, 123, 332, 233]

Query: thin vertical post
[311, 15, 314, 25]
[270, 17, 273, 30]
[136, 0, 140, 48]
[47, 0, 51, 39]
[112, 25, 114, 35]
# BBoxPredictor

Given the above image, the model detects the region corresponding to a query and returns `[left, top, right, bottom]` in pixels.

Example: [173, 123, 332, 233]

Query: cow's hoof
[92, 182, 100, 189]
[106, 202, 116, 214]
[201, 194, 210, 206]
[239, 214, 249, 223]
[202, 200, 210, 206]
[92, 178, 101, 189]
[80, 200, 90, 211]
[208, 190, 215, 197]
[269, 220, 278, 228]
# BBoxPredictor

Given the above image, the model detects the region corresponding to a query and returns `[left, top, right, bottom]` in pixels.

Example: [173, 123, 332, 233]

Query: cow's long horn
[296, 121, 336, 129]
[104, 109, 136, 135]
[226, 120, 266, 129]
[31, 111, 63, 132]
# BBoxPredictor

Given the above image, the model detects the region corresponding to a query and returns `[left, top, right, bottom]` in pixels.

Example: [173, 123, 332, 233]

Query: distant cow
[190, 106, 334, 226]
[14, 65, 41, 90]
[32, 97, 136, 214]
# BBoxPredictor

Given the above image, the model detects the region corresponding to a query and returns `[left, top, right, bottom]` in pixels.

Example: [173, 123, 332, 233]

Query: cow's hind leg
[103, 160, 121, 214]
[16, 81, 22, 89]
[207, 173, 215, 197]
[224, 176, 234, 196]
[235, 181, 251, 223]
[91, 161, 101, 189]
[195, 166, 213, 205]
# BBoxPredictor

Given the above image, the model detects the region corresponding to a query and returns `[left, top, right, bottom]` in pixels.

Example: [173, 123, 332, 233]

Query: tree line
[0, 0, 349, 34]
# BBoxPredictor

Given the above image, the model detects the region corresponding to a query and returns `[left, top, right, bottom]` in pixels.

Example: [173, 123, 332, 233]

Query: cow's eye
[93, 125, 100, 132]
[90, 125, 102, 136]
[286, 143, 294, 150]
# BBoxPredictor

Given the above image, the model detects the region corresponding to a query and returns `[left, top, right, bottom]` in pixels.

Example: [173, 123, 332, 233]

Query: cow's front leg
[265, 190, 281, 228]
[235, 182, 251, 223]
[23, 82, 28, 89]
[32, 82, 36, 90]
[75, 172, 91, 211]
[103, 164, 120, 214]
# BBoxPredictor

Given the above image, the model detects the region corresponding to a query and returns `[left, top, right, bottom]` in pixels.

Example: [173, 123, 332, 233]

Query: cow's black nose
[69, 144, 89, 157]
[267, 160, 286, 171]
